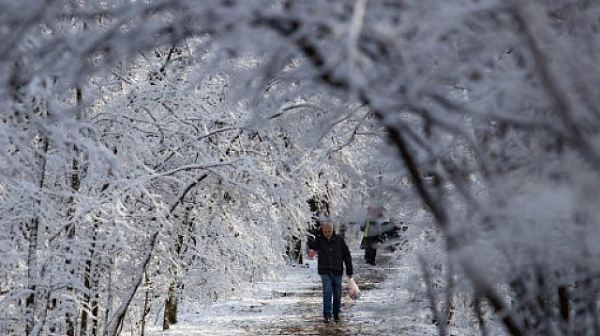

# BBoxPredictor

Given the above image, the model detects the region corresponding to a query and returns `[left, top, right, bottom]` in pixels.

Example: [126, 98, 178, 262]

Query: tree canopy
[1, 1, 600, 336]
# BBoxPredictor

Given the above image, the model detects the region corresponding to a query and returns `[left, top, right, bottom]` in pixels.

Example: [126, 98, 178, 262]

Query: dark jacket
[307, 232, 353, 276]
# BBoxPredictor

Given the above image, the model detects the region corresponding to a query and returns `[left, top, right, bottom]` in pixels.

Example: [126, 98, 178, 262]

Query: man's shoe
[324, 316, 330, 324]
[333, 315, 341, 323]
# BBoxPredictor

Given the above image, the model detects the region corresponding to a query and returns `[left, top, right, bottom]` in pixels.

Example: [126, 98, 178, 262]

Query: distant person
[360, 205, 389, 265]
[307, 221, 353, 324]
[307, 211, 326, 254]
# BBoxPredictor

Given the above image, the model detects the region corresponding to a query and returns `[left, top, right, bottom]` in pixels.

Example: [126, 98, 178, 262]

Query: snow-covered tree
[3, 1, 600, 336]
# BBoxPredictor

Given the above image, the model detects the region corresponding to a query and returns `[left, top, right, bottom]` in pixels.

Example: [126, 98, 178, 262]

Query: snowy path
[147, 248, 434, 336]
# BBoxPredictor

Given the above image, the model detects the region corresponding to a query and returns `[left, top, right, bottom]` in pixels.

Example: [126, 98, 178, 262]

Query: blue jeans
[320, 274, 342, 318]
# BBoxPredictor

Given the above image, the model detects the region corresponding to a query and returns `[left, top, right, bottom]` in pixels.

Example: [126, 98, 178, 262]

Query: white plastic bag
[347, 277, 361, 300]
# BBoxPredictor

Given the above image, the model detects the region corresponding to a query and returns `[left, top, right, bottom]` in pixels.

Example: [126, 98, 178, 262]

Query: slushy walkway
[146, 245, 435, 336]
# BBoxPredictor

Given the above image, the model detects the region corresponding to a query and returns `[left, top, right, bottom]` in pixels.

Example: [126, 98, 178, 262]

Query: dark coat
[307, 232, 353, 276]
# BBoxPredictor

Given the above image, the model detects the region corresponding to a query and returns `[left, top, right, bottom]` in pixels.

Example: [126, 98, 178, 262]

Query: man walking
[307, 221, 353, 324]
[360, 205, 386, 265]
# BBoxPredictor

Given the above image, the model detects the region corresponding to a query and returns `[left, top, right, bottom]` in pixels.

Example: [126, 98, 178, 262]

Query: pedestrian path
[146, 248, 431, 336]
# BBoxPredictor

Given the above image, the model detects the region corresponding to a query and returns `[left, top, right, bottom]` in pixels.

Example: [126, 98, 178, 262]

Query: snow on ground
[145, 245, 446, 336]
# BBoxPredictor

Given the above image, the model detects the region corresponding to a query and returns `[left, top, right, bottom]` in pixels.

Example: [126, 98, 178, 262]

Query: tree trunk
[103, 232, 158, 336]
[65, 222, 77, 336]
[473, 297, 488, 336]
[140, 272, 152, 336]
[80, 261, 90, 336]
[80, 220, 101, 336]
[25, 218, 39, 336]
[67, 86, 84, 336]
[558, 285, 569, 322]
[25, 135, 50, 336]
[91, 289, 100, 336]
[162, 205, 196, 330]
[286, 235, 302, 264]
[163, 282, 179, 330]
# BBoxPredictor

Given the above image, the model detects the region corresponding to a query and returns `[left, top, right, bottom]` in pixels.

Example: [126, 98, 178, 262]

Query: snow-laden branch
[103, 231, 158, 336]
